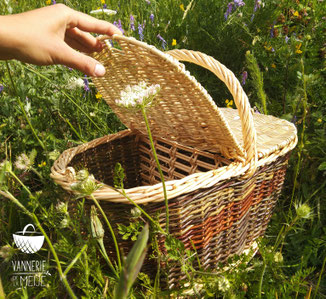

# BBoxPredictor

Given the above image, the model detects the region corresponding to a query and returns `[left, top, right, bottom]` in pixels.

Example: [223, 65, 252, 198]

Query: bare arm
[0, 4, 121, 76]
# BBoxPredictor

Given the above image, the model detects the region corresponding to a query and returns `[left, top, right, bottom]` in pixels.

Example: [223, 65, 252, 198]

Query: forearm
[0, 15, 22, 61]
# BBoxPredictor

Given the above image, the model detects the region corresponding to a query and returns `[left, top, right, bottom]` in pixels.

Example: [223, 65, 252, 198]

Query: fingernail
[94, 64, 105, 77]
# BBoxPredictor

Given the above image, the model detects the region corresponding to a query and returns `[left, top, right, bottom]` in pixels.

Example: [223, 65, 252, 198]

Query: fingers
[54, 42, 106, 77]
[65, 7, 122, 36]
[65, 27, 103, 53]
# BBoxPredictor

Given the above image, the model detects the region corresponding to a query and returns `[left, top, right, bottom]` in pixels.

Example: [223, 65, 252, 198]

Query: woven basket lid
[91, 35, 257, 164]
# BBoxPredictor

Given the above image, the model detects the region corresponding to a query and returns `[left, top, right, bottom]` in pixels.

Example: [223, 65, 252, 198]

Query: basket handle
[23, 224, 35, 235]
[166, 49, 257, 175]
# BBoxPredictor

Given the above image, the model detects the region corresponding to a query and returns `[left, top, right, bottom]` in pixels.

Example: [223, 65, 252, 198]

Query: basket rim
[50, 129, 297, 204]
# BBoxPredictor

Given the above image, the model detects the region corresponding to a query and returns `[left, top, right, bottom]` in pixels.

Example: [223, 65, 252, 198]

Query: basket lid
[91, 35, 257, 163]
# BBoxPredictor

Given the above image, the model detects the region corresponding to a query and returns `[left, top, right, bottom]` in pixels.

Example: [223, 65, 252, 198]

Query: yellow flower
[180, 3, 185, 11]
[95, 92, 102, 99]
[172, 39, 177, 46]
[271, 63, 276, 69]
[46, 0, 51, 4]
[317, 118, 322, 123]
[295, 43, 302, 54]
[293, 10, 299, 17]
[226, 99, 233, 108]
[264, 45, 273, 52]
[38, 161, 46, 168]
[101, 0, 106, 3]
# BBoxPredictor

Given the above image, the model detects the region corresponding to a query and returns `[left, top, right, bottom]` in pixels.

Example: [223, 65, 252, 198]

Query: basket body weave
[51, 36, 297, 288]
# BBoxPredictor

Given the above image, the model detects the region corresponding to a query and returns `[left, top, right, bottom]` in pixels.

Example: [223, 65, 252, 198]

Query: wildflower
[103, 4, 107, 8]
[130, 15, 135, 31]
[95, 92, 103, 99]
[293, 10, 299, 17]
[91, 206, 105, 240]
[225, 99, 233, 108]
[145, 0, 151, 4]
[274, 251, 283, 263]
[270, 21, 276, 38]
[90, 112, 96, 117]
[234, 0, 245, 7]
[295, 43, 302, 54]
[271, 63, 276, 68]
[15, 153, 32, 170]
[180, 3, 185, 11]
[76, 169, 89, 181]
[150, 13, 154, 23]
[0, 84, 4, 93]
[56, 201, 68, 214]
[317, 118, 322, 123]
[38, 161, 46, 168]
[218, 276, 231, 292]
[101, 0, 105, 3]
[157, 34, 167, 49]
[90, 9, 117, 16]
[60, 218, 69, 228]
[71, 171, 101, 196]
[67, 77, 84, 90]
[84, 75, 90, 92]
[138, 23, 145, 41]
[113, 20, 124, 34]
[254, 0, 261, 12]
[241, 71, 248, 85]
[46, 0, 51, 4]
[52, 0, 56, 4]
[172, 39, 177, 46]
[285, 35, 289, 43]
[115, 81, 161, 109]
[131, 207, 142, 218]
[295, 202, 312, 219]
[224, 2, 233, 20]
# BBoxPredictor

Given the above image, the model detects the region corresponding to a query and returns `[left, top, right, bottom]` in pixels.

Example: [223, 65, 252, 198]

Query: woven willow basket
[51, 35, 297, 288]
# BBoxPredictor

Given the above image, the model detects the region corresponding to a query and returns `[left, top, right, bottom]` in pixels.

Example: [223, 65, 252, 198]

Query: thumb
[54, 43, 106, 76]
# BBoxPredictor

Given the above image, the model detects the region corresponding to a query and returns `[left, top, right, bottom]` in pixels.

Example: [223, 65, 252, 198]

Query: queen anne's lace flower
[115, 81, 160, 109]
[15, 153, 32, 170]
[90, 9, 117, 16]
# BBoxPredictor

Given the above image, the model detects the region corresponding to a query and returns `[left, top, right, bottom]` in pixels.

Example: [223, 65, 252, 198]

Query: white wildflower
[14, 153, 32, 170]
[115, 81, 160, 109]
[90, 112, 96, 117]
[218, 276, 231, 292]
[90, 9, 117, 16]
[67, 77, 84, 90]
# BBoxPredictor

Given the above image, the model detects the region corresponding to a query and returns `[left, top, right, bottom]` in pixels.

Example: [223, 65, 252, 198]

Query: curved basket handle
[23, 224, 35, 235]
[166, 49, 257, 175]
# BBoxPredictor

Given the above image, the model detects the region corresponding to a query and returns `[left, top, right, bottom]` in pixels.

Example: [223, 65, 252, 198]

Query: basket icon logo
[13, 224, 45, 254]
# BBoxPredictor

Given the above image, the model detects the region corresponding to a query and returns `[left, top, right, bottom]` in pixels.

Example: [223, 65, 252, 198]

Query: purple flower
[113, 20, 124, 34]
[157, 34, 167, 49]
[234, 0, 245, 7]
[224, 2, 233, 20]
[130, 15, 135, 31]
[285, 35, 289, 43]
[254, 0, 261, 12]
[84, 75, 90, 92]
[270, 21, 276, 38]
[52, 0, 56, 4]
[138, 23, 144, 41]
[150, 13, 154, 23]
[241, 71, 248, 85]
[0, 84, 4, 93]
[103, 4, 107, 8]
[145, 0, 151, 4]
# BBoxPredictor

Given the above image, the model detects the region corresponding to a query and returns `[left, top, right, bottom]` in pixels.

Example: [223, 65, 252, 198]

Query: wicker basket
[51, 35, 297, 288]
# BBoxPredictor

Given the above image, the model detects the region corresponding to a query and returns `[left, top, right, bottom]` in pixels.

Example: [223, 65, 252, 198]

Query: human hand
[0, 4, 122, 76]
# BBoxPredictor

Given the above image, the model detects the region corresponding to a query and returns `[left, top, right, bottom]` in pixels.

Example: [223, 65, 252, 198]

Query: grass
[1, 0, 326, 298]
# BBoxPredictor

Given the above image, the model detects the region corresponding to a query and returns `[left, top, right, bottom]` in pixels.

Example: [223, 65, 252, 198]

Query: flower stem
[141, 106, 169, 234]
[5, 62, 46, 151]
[90, 194, 122, 271]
